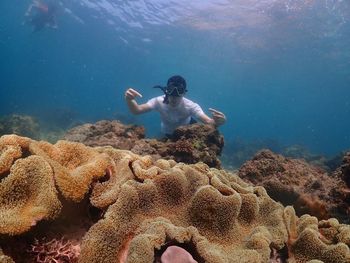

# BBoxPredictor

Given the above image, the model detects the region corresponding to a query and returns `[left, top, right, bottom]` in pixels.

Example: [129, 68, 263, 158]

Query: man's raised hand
[125, 88, 142, 101]
[209, 108, 226, 126]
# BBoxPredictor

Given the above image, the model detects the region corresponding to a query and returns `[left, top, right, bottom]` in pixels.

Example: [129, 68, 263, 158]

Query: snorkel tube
[153, 75, 188, 104]
[153, 85, 170, 104]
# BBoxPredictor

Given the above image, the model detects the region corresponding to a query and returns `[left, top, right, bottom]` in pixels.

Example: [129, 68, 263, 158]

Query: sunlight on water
[0, 0, 349, 155]
[67, 0, 349, 33]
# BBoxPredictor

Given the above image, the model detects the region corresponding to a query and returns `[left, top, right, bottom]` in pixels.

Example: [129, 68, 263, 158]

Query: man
[125, 75, 226, 137]
[24, 0, 58, 32]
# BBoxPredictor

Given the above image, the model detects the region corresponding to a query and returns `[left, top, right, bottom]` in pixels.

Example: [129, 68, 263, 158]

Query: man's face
[168, 96, 183, 107]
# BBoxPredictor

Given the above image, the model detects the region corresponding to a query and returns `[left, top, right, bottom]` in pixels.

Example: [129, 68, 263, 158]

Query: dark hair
[166, 75, 187, 96]
[153, 75, 188, 104]
[167, 75, 186, 88]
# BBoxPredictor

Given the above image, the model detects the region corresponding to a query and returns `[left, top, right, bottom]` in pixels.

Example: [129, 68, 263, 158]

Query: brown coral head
[173, 140, 194, 154]
[295, 194, 329, 220]
[97, 167, 113, 184]
[189, 185, 241, 233]
[341, 152, 350, 187]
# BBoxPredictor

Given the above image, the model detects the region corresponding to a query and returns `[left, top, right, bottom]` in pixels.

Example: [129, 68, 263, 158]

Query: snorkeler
[124, 75, 226, 137]
[24, 0, 58, 32]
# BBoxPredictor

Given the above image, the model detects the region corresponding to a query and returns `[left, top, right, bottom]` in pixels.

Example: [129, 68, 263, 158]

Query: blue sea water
[0, 0, 349, 157]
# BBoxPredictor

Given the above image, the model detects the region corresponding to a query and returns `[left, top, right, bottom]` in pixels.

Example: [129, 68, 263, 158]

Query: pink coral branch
[28, 237, 80, 263]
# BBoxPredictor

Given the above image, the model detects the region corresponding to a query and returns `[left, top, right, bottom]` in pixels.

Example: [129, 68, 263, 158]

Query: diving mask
[153, 84, 187, 104]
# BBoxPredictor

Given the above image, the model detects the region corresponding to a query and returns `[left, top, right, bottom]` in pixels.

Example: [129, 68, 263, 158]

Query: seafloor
[1, 116, 350, 263]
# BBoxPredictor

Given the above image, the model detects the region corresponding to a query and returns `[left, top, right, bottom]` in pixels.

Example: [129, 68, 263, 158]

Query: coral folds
[0, 135, 350, 263]
[0, 137, 61, 235]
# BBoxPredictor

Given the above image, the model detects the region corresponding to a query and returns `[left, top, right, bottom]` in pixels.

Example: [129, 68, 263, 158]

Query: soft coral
[29, 237, 80, 263]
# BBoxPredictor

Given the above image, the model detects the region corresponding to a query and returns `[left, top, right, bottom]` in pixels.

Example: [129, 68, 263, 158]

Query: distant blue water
[1, 0, 349, 156]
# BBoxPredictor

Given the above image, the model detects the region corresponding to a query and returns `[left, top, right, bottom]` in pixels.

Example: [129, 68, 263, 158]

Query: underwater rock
[65, 120, 224, 168]
[221, 138, 346, 172]
[238, 149, 350, 223]
[168, 123, 224, 167]
[35, 106, 79, 130]
[281, 145, 330, 170]
[333, 152, 350, 188]
[131, 123, 223, 168]
[0, 113, 69, 144]
[0, 114, 40, 139]
[324, 151, 348, 172]
[221, 137, 283, 169]
[281, 145, 350, 173]
[331, 151, 350, 219]
[64, 120, 145, 150]
[1, 135, 350, 262]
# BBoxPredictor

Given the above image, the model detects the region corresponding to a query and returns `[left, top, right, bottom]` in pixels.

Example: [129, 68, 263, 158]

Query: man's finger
[209, 108, 222, 114]
[125, 91, 134, 98]
[212, 111, 225, 116]
[211, 112, 225, 118]
[129, 88, 143, 98]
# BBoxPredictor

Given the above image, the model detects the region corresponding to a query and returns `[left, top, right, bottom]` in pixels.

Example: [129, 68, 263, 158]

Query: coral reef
[1, 135, 350, 263]
[0, 114, 40, 139]
[0, 248, 14, 263]
[281, 145, 328, 168]
[28, 140, 114, 202]
[0, 134, 112, 236]
[221, 137, 283, 169]
[324, 151, 348, 172]
[0, 137, 62, 235]
[64, 120, 145, 149]
[221, 138, 345, 172]
[64, 120, 224, 168]
[238, 149, 350, 223]
[79, 155, 350, 263]
[0, 155, 61, 235]
[167, 123, 224, 168]
[333, 151, 350, 188]
[0, 113, 68, 144]
[28, 237, 80, 263]
[36, 107, 78, 130]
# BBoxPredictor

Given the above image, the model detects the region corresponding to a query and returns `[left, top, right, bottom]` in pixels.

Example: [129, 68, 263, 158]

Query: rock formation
[0, 114, 40, 139]
[238, 149, 350, 223]
[64, 120, 224, 168]
[0, 135, 349, 262]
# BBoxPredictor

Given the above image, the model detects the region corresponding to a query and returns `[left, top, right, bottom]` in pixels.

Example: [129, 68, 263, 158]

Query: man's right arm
[125, 88, 152, 115]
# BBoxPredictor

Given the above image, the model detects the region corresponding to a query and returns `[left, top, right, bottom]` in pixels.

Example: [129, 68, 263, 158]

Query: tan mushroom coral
[0, 248, 15, 263]
[78, 150, 350, 263]
[0, 155, 61, 235]
[78, 157, 282, 263]
[1, 136, 350, 263]
[0, 135, 31, 174]
[0, 134, 31, 148]
[0, 135, 117, 236]
[288, 214, 350, 263]
[28, 140, 115, 202]
[89, 148, 174, 209]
